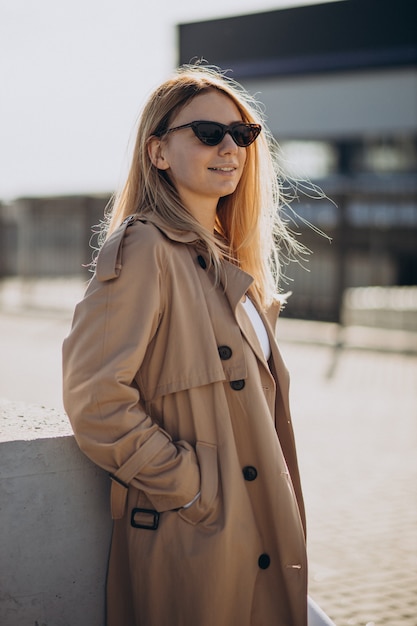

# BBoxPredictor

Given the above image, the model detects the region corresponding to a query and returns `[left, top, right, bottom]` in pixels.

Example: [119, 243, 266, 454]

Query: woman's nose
[218, 132, 238, 153]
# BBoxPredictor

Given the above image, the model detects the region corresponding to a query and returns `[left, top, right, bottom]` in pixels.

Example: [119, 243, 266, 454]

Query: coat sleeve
[62, 221, 200, 515]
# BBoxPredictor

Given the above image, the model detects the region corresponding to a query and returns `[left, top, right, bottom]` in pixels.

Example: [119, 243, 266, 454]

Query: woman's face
[149, 89, 247, 229]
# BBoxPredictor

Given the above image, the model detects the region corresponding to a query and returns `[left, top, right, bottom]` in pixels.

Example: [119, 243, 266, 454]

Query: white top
[242, 297, 271, 361]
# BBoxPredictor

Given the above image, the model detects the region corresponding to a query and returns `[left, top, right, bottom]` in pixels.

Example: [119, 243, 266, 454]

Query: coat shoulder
[95, 217, 167, 282]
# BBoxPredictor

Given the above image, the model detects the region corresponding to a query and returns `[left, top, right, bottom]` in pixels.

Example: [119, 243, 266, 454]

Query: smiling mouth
[208, 167, 236, 172]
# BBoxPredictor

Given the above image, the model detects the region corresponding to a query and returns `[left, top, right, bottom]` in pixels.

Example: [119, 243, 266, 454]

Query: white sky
[0, 0, 339, 201]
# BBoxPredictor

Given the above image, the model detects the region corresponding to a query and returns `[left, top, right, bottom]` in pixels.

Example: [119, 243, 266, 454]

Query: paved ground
[283, 341, 417, 626]
[1, 279, 416, 625]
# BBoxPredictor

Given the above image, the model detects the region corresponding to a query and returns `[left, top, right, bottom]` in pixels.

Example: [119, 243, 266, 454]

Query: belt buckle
[130, 507, 160, 530]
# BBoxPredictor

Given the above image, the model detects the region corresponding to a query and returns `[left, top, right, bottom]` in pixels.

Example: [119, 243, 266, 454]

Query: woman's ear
[147, 136, 170, 171]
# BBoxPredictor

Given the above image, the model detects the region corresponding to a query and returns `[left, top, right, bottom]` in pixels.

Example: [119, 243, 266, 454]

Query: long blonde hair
[103, 64, 301, 309]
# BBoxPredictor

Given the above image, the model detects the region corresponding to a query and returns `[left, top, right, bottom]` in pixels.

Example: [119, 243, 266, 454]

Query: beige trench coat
[62, 216, 307, 626]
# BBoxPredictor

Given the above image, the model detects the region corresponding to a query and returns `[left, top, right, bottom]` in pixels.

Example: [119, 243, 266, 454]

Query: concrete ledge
[277, 317, 417, 355]
[0, 400, 111, 626]
[342, 286, 417, 333]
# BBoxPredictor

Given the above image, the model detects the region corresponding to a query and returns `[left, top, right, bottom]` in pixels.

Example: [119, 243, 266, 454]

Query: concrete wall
[0, 400, 112, 626]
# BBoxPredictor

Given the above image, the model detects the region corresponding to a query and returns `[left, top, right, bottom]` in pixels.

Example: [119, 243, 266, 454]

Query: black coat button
[197, 255, 207, 269]
[218, 345, 232, 360]
[243, 466, 258, 481]
[258, 554, 271, 570]
[230, 379, 245, 391]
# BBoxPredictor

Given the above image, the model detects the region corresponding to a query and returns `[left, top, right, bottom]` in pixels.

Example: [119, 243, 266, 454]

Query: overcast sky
[0, 0, 339, 201]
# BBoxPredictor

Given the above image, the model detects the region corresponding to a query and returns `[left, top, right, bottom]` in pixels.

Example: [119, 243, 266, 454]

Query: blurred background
[0, 1, 416, 625]
[0, 0, 416, 326]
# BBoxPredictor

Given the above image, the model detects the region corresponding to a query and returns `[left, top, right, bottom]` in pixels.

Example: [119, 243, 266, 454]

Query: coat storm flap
[62, 217, 308, 626]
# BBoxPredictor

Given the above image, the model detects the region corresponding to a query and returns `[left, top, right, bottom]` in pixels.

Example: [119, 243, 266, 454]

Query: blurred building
[179, 0, 417, 321]
[0, 195, 110, 278]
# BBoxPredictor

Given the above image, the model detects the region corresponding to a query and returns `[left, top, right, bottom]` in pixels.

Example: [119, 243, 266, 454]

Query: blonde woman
[63, 65, 310, 626]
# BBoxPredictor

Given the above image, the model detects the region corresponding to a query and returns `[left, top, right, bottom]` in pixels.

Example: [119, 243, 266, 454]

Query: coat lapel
[220, 261, 269, 367]
[259, 302, 292, 423]
[269, 337, 291, 422]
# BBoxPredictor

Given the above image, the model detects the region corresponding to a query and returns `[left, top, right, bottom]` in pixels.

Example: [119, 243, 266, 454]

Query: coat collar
[147, 214, 258, 318]
[95, 214, 200, 282]
[142, 214, 201, 244]
[220, 259, 253, 313]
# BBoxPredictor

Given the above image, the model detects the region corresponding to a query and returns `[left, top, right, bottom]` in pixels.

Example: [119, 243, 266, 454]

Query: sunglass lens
[195, 123, 224, 146]
[233, 125, 260, 147]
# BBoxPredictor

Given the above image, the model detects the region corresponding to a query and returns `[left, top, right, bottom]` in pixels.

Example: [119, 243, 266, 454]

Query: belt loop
[109, 475, 128, 520]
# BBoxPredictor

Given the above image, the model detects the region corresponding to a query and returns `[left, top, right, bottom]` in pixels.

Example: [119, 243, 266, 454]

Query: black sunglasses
[157, 120, 261, 147]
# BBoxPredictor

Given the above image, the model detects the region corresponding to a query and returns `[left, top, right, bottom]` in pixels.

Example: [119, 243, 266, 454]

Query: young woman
[63, 65, 308, 626]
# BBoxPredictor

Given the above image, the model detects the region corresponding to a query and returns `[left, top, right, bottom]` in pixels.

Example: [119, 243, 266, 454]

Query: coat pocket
[177, 441, 218, 526]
